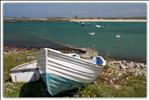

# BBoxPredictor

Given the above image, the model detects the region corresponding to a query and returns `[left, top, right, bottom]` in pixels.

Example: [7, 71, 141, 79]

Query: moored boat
[89, 32, 96, 36]
[95, 25, 104, 28]
[37, 48, 106, 96]
[80, 22, 85, 26]
[116, 34, 121, 38]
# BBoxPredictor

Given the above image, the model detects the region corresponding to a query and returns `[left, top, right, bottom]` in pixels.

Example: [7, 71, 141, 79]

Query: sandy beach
[69, 19, 146, 22]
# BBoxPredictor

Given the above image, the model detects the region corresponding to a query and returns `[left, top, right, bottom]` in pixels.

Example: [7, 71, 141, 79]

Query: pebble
[120, 64, 128, 69]
[114, 85, 121, 90]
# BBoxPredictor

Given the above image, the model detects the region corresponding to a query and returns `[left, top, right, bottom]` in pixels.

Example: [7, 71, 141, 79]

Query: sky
[4, 3, 146, 18]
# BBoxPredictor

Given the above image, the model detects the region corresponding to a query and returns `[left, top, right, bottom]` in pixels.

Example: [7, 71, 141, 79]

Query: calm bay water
[4, 21, 146, 61]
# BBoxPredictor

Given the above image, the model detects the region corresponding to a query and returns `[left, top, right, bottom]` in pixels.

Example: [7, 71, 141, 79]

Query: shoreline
[4, 45, 146, 63]
[69, 19, 146, 22]
[4, 17, 146, 23]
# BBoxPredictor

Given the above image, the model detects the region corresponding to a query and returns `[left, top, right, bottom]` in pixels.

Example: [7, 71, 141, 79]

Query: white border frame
[1, 1, 148, 100]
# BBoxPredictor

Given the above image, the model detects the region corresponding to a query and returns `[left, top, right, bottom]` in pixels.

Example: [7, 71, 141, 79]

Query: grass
[78, 76, 146, 97]
[3, 49, 37, 97]
[4, 50, 36, 81]
[3, 48, 147, 97]
[4, 82, 24, 97]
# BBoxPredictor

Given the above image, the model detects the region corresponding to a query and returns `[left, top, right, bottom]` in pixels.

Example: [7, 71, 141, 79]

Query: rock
[139, 63, 146, 68]
[126, 77, 129, 80]
[128, 62, 134, 67]
[80, 48, 98, 59]
[135, 64, 141, 68]
[118, 73, 123, 77]
[16, 57, 22, 62]
[113, 77, 120, 81]
[114, 84, 121, 90]
[109, 80, 114, 84]
[120, 63, 128, 69]
[134, 70, 143, 76]
[80, 54, 91, 59]
[27, 56, 35, 60]
[122, 60, 127, 64]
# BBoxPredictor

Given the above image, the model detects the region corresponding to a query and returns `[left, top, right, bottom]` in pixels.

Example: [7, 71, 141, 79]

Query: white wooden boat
[10, 60, 40, 82]
[37, 48, 106, 96]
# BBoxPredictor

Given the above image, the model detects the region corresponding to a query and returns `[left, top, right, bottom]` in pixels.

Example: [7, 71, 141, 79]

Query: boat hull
[41, 73, 83, 96]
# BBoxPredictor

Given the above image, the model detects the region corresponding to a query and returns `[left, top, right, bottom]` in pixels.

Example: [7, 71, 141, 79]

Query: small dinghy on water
[89, 32, 96, 36]
[80, 22, 85, 26]
[37, 48, 106, 96]
[95, 25, 104, 28]
[116, 34, 121, 38]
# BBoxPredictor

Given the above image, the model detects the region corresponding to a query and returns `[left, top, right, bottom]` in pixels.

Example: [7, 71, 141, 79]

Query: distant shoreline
[69, 19, 146, 22]
[4, 17, 146, 22]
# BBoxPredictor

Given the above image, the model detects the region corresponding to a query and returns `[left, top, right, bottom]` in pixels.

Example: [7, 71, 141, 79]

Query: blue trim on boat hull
[41, 73, 84, 96]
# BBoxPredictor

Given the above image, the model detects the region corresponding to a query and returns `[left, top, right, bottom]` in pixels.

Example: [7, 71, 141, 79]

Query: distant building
[75, 15, 78, 19]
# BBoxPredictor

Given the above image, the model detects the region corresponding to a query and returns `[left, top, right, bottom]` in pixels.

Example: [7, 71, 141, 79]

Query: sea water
[4, 21, 146, 61]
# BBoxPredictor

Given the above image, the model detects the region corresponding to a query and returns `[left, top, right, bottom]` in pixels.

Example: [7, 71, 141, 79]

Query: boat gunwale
[10, 68, 38, 73]
[10, 60, 37, 71]
[46, 48, 100, 66]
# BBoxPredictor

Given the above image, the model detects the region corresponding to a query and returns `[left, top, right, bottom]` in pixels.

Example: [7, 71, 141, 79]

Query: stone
[126, 77, 129, 80]
[135, 64, 141, 68]
[120, 63, 128, 69]
[16, 57, 22, 62]
[118, 73, 123, 77]
[109, 80, 114, 84]
[139, 63, 146, 68]
[122, 60, 127, 64]
[114, 85, 121, 90]
[129, 62, 134, 67]
[27, 56, 35, 60]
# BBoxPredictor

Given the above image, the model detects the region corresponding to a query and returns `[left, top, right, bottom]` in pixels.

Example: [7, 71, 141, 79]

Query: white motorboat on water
[95, 25, 104, 28]
[80, 22, 85, 26]
[89, 32, 96, 36]
[116, 34, 121, 38]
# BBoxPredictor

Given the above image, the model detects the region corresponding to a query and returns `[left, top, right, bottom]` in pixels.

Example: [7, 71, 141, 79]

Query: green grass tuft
[78, 75, 146, 97]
